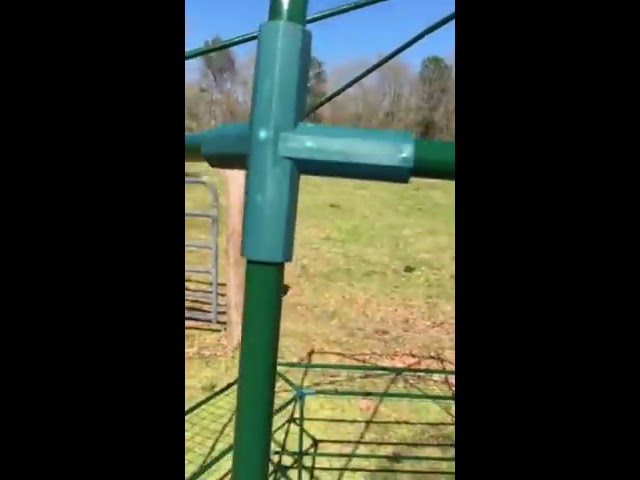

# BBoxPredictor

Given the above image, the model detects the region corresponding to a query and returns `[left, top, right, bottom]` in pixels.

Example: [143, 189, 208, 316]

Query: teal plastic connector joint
[293, 387, 316, 399]
[279, 123, 414, 182]
[241, 20, 311, 264]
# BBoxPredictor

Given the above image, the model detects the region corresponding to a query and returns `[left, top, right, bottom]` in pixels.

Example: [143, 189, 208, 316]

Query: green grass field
[185, 162, 455, 478]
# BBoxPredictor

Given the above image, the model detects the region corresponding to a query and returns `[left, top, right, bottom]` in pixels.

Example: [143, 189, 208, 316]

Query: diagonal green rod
[306, 11, 455, 117]
[184, 0, 390, 60]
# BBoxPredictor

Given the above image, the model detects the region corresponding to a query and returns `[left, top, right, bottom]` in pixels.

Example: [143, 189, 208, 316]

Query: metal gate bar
[185, 176, 219, 324]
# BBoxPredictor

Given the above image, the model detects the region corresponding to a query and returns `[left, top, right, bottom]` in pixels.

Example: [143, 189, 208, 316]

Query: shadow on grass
[185, 381, 238, 480]
[184, 322, 226, 333]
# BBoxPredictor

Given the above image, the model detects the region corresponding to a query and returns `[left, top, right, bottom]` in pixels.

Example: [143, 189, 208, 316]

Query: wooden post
[222, 169, 246, 348]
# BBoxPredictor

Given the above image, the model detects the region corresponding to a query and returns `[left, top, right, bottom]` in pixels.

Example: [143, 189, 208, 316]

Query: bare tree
[416, 55, 455, 140]
[368, 58, 419, 130]
[324, 58, 419, 130]
[323, 58, 374, 127]
[324, 55, 454, 138]
[307, 55, 328, 123]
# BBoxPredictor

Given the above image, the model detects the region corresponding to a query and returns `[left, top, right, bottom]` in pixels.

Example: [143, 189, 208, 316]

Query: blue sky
[185, 0, 455, 77]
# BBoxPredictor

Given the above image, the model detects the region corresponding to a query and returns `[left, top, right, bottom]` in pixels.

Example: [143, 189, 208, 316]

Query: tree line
[185, 36, 455, 140]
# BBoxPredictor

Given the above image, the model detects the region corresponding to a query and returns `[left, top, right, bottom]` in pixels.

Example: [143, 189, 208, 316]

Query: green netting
[185, 378, 299, 480]
[185, 361, 455, 479]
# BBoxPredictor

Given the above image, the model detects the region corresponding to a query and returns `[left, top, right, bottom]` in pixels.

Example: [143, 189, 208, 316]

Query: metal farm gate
[185, 176, 219, 324]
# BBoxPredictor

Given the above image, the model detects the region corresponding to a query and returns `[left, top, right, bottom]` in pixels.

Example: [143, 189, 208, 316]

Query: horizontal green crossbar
[185, 0, 390, 60]
[277, 361, 455, 400]
[276, 449, 454, 462]
[277, 361, 455, 376]
[295, 466, 455, 475]
[299, 417, 455, 426]
[310, 389, 454, 401]
[185, 125, 454, 181]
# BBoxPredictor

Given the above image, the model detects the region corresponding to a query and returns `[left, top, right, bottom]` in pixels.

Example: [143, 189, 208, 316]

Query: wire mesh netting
[185, 381, 237, 479]
[185, 359, 455, 479]
[185, 377, 299, 479]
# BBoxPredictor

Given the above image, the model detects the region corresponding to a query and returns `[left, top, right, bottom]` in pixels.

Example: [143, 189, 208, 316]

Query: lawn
[185, 162, 455, 478]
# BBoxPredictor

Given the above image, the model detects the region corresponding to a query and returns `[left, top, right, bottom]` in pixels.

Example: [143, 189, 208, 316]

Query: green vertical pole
[297, 395, 305, 479]
[268, 0, 308, 22]
[230, 1, 310, 479]
[232, 262, 285, 479]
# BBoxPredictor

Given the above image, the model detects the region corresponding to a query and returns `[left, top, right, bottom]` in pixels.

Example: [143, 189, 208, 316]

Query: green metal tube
[230, 262, 286, 480]
[185, 125, 250, 168]
[230, 2, 310, 479]
[276, 370, 299, 391]
[273, 395, 298, 417]
[413, 139, 455, 180]
[288, 450, 454, 462]
[297, 396, 305, 479]
[277, 361, 455, 375]
[184, 131, 207, 161]
[311, 389, 455, 401]
[269, 0, 309, 24]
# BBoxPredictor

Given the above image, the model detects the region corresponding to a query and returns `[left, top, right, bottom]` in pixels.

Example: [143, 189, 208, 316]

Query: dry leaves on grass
[185, 324, 228, 358]
[358, 398, 378, 414]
